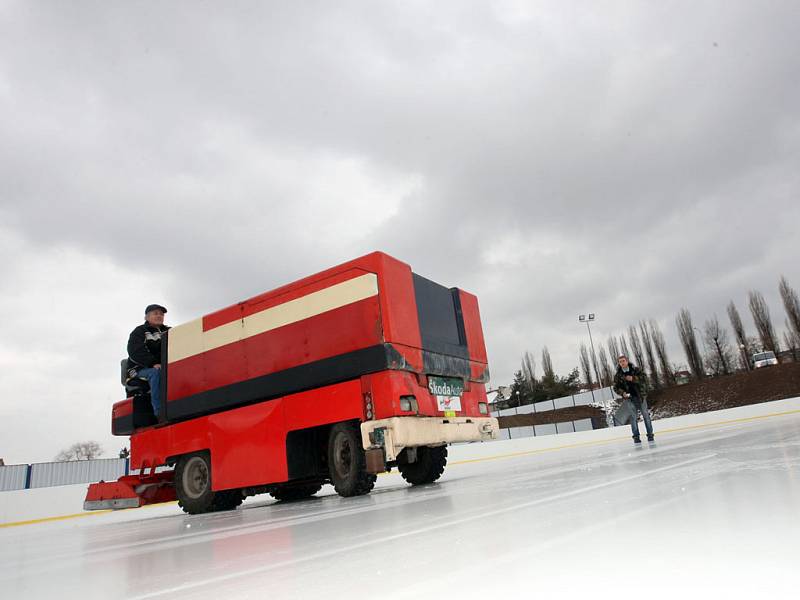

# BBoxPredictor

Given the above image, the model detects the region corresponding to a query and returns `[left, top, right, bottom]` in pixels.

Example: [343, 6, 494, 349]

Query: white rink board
[507, 425, 534, 438]
[555, 421, 575, 434]
[534, 423, 558, 436]
[0, 483, 90, 524]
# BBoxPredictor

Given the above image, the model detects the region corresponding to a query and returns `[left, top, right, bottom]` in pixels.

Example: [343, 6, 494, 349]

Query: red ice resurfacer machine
[85, 251, 498, 514]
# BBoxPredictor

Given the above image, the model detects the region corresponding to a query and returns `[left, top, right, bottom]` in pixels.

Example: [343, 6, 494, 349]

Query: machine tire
[211, 489, 244, 512]
[175, 453, 216, 514]
[328, 422, 376, 497]
[398, 445, 447, 486]
[269, 482, 323, 502]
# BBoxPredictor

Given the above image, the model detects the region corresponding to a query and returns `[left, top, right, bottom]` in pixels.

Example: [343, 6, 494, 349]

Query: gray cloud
[2, 1, 799, 462]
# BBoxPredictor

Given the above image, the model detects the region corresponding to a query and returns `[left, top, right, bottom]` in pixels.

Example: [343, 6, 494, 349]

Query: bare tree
[727, 301, 751, 371]
[54, 441, 104, 462]
[521, 351, 536, 384]
[650, 319, 675, 385]
[639, 320, 660, 389]
[676, 308, 705, 379]
[748, 290, 779, 353]
[619, 335, 631, 361]
[779, 276, 800, 339]
[703, 315, 734, 375]
[579, 343, 594, 389]
[521, 351, 537, 399]
[598, 346, 613, 387]
[541, 346, 555, 382]
[782, 326, 800, 362]
[627, 325, 646, 371]
[607, 336, 620, 363]
[747, 335, 763, 353]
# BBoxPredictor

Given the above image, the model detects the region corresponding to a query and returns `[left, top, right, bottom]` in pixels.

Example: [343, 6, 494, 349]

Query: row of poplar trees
[508, 347, 582, 405]
[578, 275, 800, 390]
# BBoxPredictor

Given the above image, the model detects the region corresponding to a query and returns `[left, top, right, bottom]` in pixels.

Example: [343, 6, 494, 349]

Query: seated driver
[127, 304, 170, 416]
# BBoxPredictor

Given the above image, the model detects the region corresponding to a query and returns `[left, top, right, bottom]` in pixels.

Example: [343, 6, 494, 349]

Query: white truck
[753, 351, 779, 369]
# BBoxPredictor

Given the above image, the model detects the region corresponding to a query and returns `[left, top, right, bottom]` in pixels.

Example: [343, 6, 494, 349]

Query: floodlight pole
[579, 313, 605, 413]
[579, 314, 603, 388]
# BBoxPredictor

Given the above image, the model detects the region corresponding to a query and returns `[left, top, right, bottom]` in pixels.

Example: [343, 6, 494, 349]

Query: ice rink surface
[2, 412, 799, 600]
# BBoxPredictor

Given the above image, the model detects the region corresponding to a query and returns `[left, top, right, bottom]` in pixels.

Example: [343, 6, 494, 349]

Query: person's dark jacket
[127, 322, 170, 370]
[613, 363, 647, 403]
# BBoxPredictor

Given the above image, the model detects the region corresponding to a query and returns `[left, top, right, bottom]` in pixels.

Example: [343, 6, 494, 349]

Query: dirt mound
[497, 405, 606, 429]
[648, 362, 800, 418]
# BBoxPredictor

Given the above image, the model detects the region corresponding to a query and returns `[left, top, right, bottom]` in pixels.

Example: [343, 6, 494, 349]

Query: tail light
[364, 393, 374, 420]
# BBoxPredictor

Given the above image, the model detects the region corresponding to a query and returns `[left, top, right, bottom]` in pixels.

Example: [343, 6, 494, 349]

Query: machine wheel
[211, 489, 244, 512]
[398, 445, 448, 485]
[269, 482, 323, 502]
[175, 453, 216, 514]
[328, 422, 376, 497]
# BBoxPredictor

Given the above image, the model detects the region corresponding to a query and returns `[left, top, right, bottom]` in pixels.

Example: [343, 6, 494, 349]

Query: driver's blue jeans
[137, 367, 161, 415]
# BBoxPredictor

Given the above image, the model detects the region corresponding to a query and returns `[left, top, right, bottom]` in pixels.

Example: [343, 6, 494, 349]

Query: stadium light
[578, 312, 604, 410]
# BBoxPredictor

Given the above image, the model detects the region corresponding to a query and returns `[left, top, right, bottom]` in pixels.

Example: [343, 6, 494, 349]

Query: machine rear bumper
[360, 416, 498, 462]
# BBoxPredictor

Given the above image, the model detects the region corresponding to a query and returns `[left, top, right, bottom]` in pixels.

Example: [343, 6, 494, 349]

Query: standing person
[613, 355, 654, 444]
[127, 304, 170, 416]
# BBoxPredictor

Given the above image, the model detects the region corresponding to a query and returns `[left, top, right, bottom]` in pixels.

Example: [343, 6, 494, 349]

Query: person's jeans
[630, 398, 654, 438]
[137, 367, 161, 415]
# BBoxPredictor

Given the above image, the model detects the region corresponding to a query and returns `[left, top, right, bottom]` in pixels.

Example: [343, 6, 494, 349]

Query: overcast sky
[2, 1, 799, 464]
